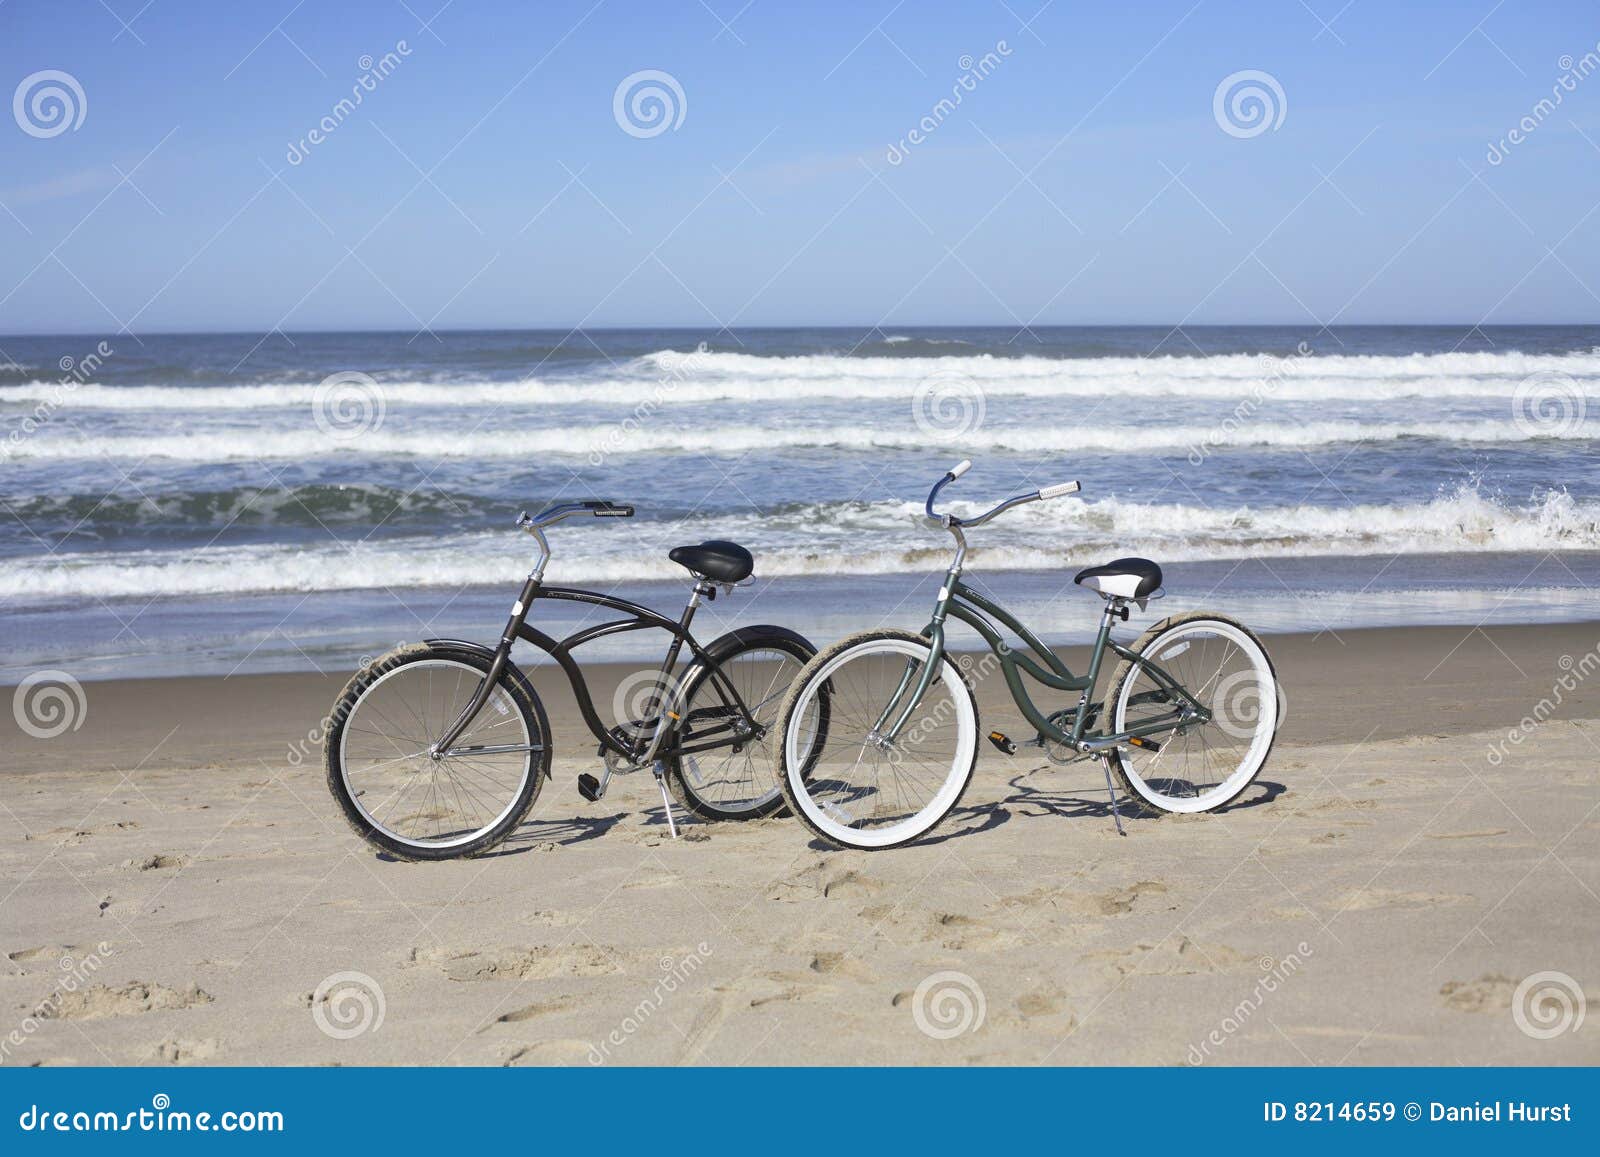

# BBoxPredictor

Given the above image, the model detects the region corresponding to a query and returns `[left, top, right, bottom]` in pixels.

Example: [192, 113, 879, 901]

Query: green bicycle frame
[875, 576, 1210, 752]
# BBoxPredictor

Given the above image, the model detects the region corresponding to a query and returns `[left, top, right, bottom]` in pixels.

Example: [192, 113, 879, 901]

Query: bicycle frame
[874, 566, 1209, 754]
[430, 550, 763, 767]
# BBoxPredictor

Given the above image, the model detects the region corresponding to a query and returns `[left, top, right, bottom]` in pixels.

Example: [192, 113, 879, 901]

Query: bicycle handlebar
[518, 500, 635, 531]
[925, 461, 1081, 529]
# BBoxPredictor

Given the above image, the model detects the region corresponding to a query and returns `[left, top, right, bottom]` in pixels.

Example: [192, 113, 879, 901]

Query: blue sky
[1, 0, 1598, 333]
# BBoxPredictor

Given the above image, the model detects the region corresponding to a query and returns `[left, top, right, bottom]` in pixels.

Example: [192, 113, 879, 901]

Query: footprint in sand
[515, 909, 577, 928]
[40, 981, 213, 1021]
[624, 826, 710, 848]
[1016, 990, 1067, 1017]
[411, 944, 620, 982]
[745, 973, 817, 1008]
[1080, 936, 1253, 978]
[1439, 974, 1518, 1013]
[621, 875, 681, 892]
[494, 995, 578, 1023]
[143, 1037, 220, 1063]
[1425, 829, 1508, 840]
[26, 821, 140, 846]
[7, 944, 98, 972]
[1334, 887, 1472, 912]
[1004, 879, 1169, 918]
[807, 951, 877, 983]
[926, 912, 1027, 951]
[504, 1039, 594, 1065]
[1008, 987, 1078, 1030]
[768, 859, 883, 903]
[1290, 799, 1378, 818]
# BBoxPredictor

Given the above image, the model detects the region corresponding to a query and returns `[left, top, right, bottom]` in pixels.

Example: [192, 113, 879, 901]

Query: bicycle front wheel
[325, 644, 551, 860]
[775, 630, 978, 850]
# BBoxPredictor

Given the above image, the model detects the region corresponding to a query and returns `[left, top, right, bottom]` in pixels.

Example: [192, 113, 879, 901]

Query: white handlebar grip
[1038, 480, 1081, 500]
[950, 459, 972, 479]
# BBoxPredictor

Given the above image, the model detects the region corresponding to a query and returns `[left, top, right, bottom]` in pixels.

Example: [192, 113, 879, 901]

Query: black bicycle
[324, 500, 820, 860]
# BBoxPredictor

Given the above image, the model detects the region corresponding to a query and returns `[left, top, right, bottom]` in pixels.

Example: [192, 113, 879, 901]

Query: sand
[2, 621, 1597, 1066]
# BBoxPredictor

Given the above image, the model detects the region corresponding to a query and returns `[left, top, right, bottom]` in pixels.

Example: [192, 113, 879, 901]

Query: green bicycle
[773, 460, 1281, 850]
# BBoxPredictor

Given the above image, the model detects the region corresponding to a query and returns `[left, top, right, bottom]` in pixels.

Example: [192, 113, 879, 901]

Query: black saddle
[1073, 557, 1162, 599]
[668, 540, 754, 584]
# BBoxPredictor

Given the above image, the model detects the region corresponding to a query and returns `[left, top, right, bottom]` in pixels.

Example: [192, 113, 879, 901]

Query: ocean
[2, 325, 1597, 681]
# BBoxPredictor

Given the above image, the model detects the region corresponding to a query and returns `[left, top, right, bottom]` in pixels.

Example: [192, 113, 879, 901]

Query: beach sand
[2, 621, 1597, 1066]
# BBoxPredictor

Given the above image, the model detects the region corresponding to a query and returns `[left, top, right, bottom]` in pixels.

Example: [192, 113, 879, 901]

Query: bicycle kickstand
[1098, 755, 1127, 837]
[652, 761, 679, 840]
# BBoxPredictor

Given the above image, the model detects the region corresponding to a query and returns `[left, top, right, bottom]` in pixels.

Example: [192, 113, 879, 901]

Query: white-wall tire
[1106, 613, 1278, 815]
[774, 630, 978, 850]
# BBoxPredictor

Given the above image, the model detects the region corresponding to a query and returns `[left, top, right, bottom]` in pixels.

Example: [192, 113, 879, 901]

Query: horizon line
[4, 320, 1598, 342]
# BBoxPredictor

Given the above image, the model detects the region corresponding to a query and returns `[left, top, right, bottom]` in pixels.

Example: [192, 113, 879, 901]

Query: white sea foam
[6, 488, 1593, 600]
[4, 348, 1598, 411]
[641, 346, 1600, 383]
[6, 417, 1593, 462]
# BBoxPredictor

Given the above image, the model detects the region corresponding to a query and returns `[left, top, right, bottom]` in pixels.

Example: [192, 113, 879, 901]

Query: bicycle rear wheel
[1106, 612, 1278, 814]
[775, 630, 978, 850]
[666, 628, 818, 821]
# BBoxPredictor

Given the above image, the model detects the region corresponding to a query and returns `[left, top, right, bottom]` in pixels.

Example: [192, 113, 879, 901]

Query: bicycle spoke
[338, 658, 534, 850]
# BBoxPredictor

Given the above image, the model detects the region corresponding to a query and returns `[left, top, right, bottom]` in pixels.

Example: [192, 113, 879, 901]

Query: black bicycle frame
[431, 573, 763, 765]
[888, 577, 1208, 750]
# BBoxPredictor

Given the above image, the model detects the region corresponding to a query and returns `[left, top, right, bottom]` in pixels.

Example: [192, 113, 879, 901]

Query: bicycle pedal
[987, 730, 1018, 755]
[577, 772, 606, 802]
[1126, 736, 1162, 753]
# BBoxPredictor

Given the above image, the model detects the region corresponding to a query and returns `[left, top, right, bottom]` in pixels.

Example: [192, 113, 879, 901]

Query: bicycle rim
[784, 637, 975, 848]
[1113, 620, 1276, 812]
[680, 645, 808, 814]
